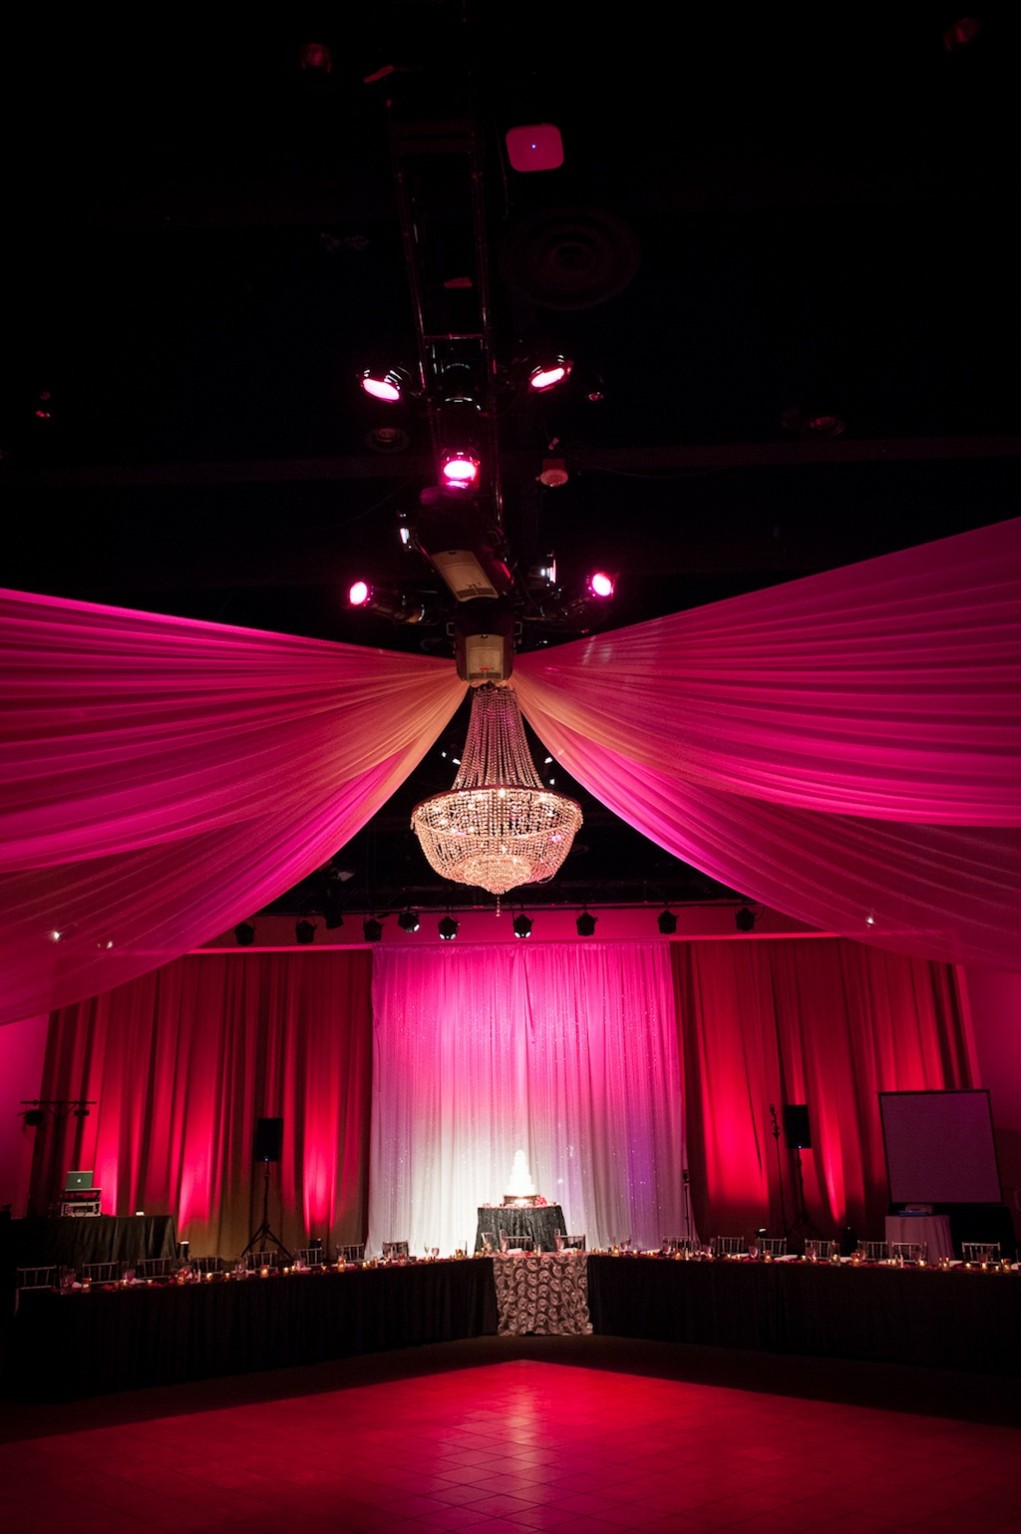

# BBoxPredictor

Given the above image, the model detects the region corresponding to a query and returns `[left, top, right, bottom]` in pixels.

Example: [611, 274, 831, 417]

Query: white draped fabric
[367, 943, 687, 1257]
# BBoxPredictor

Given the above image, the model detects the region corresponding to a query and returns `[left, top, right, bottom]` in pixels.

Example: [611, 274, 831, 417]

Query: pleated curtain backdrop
[32, 950, 373, 1259]
[672, 938, 976, 1244]
[367, 942, 687, 1257]
[29, 939, 976, 1259]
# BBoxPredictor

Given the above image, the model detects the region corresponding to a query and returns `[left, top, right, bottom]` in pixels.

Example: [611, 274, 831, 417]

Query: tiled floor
[0, 1340, 1018, 1533]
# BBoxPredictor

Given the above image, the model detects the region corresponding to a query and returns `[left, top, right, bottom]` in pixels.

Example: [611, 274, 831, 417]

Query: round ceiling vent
[499, 206, 641, 311]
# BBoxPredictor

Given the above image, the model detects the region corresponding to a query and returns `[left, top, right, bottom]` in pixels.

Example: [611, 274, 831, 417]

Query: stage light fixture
[438, 915, 459, 941]
[735, 906, 756, 933]
[363, 917, 383, 943]
[359, 365, 412, 404]
[398, 910, 420, 933]
[23, 1108, 45, 1127]
[438, 448, 481, 492]
[576, 911, 597, 937]
[296, 919, 316, 945]
[528, 355, 573, 392]
[347, 580, 427, 624]
[657, 909, 678, 935]
[588, 570, 615, 599]
[513, 913, 533, 939]
[234, 922, 256, 947]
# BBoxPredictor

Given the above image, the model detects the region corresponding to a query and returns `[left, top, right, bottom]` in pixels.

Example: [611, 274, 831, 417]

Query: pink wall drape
[33, 950, 373, 1258]
[672, 939, 976, 1242]
[2, 516, 1018, 1027]
[28, 940, 974, 1255]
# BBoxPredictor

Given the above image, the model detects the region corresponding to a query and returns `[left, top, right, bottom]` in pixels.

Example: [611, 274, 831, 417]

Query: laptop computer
[64, 1170, 94, 1191]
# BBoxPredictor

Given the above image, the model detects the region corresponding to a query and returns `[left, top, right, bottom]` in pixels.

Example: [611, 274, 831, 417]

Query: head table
[4, 1249, 1019, 1401]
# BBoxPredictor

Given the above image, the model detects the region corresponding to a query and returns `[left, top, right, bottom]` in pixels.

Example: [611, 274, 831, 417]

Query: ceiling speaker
[500, 206, 641, 310]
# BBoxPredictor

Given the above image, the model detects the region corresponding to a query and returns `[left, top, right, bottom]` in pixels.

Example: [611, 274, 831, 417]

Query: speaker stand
[239, 1159, 292, 1263]
[681, 1167, 693, 1244]
[769, 1105, 788, 1238]
[786, 1147, 822, 1243]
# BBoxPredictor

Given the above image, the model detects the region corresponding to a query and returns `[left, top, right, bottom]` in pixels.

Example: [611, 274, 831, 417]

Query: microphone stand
[681, 1167, 692, 1244]
[769, 1104, 788, 1238]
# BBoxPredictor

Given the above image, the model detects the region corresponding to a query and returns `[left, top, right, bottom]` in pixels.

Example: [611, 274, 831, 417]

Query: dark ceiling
[4, 5, 1019, 920]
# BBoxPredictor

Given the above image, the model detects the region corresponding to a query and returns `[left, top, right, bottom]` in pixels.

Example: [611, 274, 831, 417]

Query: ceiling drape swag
[0, 591, 466, 1022]
[1, 517, 1019, 1025]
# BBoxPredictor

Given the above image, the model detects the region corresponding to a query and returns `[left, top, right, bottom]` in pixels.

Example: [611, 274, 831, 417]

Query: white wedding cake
[503, 1148, 540, 1206]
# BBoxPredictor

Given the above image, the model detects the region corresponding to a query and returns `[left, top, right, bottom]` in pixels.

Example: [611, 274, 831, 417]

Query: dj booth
[4, 1214, 179, 1272]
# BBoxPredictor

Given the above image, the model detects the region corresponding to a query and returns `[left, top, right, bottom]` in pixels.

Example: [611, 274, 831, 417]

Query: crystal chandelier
[411, 684, 582, 897]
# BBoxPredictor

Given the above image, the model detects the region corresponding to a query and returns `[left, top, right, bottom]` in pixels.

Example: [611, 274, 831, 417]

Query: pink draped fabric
[672, 939, 975, 1240]
[33, 950, 373, 1258]
[2, 517, 1019, 1026]
[515, 518, 1021, 972]
[0, 591, 465, 1023]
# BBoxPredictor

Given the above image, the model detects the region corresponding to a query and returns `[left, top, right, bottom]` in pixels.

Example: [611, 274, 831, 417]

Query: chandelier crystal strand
[411, 684, 583, 897]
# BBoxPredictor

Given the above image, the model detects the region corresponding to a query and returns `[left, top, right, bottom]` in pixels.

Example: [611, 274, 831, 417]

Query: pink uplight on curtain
[33, 951, 373, 1257]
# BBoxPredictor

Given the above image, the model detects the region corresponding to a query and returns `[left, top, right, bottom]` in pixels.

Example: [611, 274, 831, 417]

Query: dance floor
[1, 1337, 1019, 1533]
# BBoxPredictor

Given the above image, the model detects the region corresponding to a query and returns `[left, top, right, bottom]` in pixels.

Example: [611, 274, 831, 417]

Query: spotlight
[363, 917, 383, 943]
[72, 1104, 90, 1118]
[576, 911, 597, 937]
[358, 365, 412, 404]
[234, 922, 256, 947]
[438, 915, 459, 941]
[527, 355, 573, 392]
[657, 909, 678, 935]
[23, 1108, 45, 1128]
[398, 910, 420, 933]
[438, 448, 481, 492]
[587, 571, 615, 599]
[346, 581, 427, 623]
[513, 914, 533, 939]
[299, 41, 334, 74]
[296, 920, 316, 945]
[735, 906, 756, 933]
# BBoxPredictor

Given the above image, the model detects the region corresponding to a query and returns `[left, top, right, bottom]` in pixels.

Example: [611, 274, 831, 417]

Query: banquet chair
[81, 1261, 122, 1284]
[500, 1234, 534, 1252]
[854, 1240, 887, 1262]
[136, 1256, 176, 1279]
[381, 1241, 409, 1259]
[559, 1234, 586, 1250]
[294, 1246, 326, 1266]
[961, 1241, 1000, 1263]
[13, 1266, 58, 1314]
[15, 1266, 57, 1292]
[338, 1244, 366, 1263]
[190, 1255, 223, 1274]
[759, 1237, 787, 1257]
[713, 1236, 745, 1256]
[889, 1241, 927, 1264]
[245, 1250, 283, 1270]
